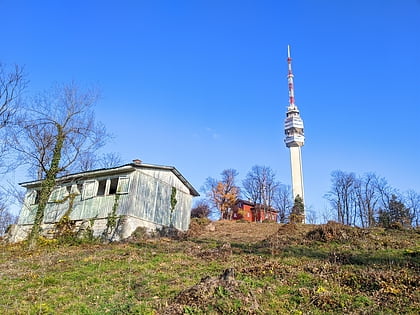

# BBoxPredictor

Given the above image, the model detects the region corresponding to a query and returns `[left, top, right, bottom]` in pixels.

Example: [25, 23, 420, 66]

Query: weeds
[0, 222, 418, 314]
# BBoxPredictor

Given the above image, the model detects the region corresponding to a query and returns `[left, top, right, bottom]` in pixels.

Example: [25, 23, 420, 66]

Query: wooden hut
[8, 160, 199, 242]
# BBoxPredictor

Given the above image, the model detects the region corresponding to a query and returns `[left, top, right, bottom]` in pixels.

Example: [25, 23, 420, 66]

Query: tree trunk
[28, 125, 64, 249]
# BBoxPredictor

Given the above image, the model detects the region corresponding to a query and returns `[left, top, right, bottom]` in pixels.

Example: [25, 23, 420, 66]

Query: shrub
[191, 201, 210, 218]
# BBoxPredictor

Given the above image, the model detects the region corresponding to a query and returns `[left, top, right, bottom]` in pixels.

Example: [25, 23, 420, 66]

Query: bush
[306, 221, 364, 243]
[191, 201, 210, 218]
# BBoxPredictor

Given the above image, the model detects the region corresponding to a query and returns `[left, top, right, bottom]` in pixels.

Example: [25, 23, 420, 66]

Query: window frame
[116, 176, 130, 194]
[82, 180, 98, 200]
[48, 186, 69, 203]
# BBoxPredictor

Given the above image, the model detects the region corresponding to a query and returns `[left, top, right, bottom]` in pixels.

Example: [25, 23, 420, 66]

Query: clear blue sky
[1, 0, 419, 219]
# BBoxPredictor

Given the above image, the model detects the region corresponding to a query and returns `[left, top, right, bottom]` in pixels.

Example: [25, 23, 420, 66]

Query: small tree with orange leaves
[204, 169, 239, 220]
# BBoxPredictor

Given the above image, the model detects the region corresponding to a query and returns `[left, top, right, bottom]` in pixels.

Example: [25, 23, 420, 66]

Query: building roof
[19, 162, 200, 197]
[236, 199, 279, 213]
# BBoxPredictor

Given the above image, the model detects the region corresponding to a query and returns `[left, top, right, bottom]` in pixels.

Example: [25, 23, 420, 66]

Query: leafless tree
[273, 184, 292, 223]
[74, 151, 122, 172]
[9, 82, 109, 247]
[0, 192, 17, 235]
[325, 170, 357, 225]
[191, 199, 211, 218]
[325, 170, 419, 228]
[404, 190, 420, 227]
[99, 152, 123, 169]
[242, 169, 260, 206]
[374, 176, 394, 211]
[242, 165, 278, 222]
[354, 173, 379, 227]
[0, 64, 26, 129]
[321, 205, 335, 224]
[0, 63, 27, 171]
[305, 206, 317, 224]
[76, 151, 97, 172]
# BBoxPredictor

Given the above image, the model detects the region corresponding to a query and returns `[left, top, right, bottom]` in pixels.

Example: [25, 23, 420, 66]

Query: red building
[231, 199, 278, 222]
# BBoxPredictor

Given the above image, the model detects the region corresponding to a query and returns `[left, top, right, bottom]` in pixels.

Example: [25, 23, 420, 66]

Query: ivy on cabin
[54, 192, 79, 238]
[106, 194, 120, 232]
[170, 187, 177, 213]
[169, 187, 178, 227]
[28, 124, 65, 249]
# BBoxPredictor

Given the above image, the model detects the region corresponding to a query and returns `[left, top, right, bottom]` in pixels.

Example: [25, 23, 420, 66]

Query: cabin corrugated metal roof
[19, 162, 200, 197]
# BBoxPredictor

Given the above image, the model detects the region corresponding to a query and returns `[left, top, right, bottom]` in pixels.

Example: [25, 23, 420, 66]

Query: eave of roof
[19, 162, 200, 197]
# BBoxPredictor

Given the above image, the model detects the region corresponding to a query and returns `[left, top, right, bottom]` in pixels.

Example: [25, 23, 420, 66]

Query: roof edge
[19, 162, 200, 197]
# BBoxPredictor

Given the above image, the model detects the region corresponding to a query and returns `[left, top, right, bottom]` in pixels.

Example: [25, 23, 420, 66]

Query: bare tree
[273, 184, 292, 223]
[242, 165, 278, 222]
[99, 152, 123, 169]
[325, 170, 419, 228]
[321, 205, 335, 224]
[373, 176, 407, 227]
[0, 64, 26, 129]
[354, 173, 379, 227]
[305, 206, 318, 224]
[242, 169, 260, 206]
[0, 63, 27, 171]
[191, 199, 210, 218]
[405, 190, 420, 227]
[374, 175, 396, 214]
[325, 170, 357, 225]
[0, 192, 17, 235]
[76, 151, 97, 172]
[76, 151, 122, 172]
[9, 82, 108, 247]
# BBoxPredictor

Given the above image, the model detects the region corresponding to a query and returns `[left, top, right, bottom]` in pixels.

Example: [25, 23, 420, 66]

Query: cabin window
[83, 180, 98, 200]
[48, 186, 69, 203]
[116, 176, 130, 194]
[107, 176, 130, 195]
[109, 178, 119, 195]
[97, 180, 107, 196]
[34, 191, 41, 204]
[48, 187, 60, 202]
[27, 190, 38, 205]
[81, 176, 130, 199]
[71, 184, 81, 195]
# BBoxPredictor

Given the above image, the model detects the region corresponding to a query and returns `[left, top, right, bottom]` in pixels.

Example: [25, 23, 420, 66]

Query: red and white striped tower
[284, 45, 305, 216]
[287, 45, 296, 107]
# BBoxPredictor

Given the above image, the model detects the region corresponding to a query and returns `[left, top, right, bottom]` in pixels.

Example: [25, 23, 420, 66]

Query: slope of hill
[0, 220, 419, 314]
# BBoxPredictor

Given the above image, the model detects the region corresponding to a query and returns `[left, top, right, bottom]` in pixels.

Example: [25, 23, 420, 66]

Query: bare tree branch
[8, 82, 109, 247]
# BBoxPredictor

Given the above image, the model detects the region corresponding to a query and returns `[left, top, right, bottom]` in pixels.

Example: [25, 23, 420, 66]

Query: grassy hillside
[0, 220, 419, 314]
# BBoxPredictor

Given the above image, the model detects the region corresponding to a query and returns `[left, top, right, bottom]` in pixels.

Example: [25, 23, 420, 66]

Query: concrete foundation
[4, 215, 167, 243]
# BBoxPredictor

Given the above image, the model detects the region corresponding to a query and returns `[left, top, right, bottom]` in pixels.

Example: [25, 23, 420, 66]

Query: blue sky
[1, 0, 419, 219]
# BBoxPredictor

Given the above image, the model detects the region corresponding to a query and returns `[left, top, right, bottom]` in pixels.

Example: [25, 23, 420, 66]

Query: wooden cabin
[232, 199, 278, 222]
[8, 160, 199, 242]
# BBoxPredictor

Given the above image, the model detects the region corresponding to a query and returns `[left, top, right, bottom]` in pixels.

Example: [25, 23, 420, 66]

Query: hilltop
[0, 220, 419, 314]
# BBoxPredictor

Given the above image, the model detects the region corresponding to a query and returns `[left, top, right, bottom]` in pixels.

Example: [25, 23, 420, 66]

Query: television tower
[284, 45, 305, 208]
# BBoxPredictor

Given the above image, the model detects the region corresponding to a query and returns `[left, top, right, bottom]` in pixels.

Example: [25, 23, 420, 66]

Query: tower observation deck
[284, 45, 305, 208]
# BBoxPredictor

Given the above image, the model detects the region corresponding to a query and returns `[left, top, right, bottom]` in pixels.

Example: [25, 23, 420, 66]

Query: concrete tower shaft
[289, 146, 304, 202]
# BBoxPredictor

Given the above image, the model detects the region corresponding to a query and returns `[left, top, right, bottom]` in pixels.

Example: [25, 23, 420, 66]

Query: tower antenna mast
[287, 45, 296, 108]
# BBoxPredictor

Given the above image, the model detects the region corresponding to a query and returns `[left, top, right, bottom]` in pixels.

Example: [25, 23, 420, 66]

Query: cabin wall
[13, 167, 194, 242]
[123, 169, 192, 231]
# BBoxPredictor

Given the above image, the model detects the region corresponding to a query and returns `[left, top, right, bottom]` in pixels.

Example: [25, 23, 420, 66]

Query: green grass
[0, 223, 419, 314]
